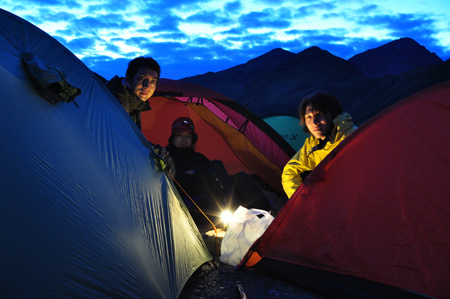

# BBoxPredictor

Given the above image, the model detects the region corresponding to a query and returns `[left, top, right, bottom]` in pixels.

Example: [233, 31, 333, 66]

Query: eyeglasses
[133, 76, 157, 87]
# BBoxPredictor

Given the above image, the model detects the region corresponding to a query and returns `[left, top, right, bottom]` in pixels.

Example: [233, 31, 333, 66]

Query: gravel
[179, 225, 327, 299]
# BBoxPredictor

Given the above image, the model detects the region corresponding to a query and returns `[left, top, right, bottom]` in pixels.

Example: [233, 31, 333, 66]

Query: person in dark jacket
[167, 117, 274, 223]
[106, 56, 176, 176]
[106, 56, 160, 130]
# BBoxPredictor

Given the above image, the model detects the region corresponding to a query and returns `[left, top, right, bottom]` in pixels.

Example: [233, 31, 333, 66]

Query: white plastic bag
[220, 206, 274, 266]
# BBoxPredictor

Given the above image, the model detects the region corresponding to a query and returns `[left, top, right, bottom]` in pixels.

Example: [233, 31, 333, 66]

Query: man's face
[304, 104, 332, 140]
[127, 66, 158, 102]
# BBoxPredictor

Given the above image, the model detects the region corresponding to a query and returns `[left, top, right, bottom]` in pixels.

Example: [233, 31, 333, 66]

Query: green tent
[263, 114, 308, 152]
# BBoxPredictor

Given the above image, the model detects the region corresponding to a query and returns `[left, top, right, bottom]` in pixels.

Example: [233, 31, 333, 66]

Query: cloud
[185, 10, 233, 26]
[121, 37, 155, 49]
[73, 14, 136, 30]
[238, 8, 292, 29]
[220, 27, 247, 35]
[20, 0, 82, 8]
[53, 34, 102, 57]
[293, 2, 337, 18]
[18, 8, 76, 25]
[101, 43, 123, 56]
[87, 0, 131, 13]
[148, 14, 183, 32]
[66, 37, 97, 52]
[358, 13, 434, 33]
[154, 32, 189, 40]
[157, 0, 206, 10]
[224, 1, 242, 13]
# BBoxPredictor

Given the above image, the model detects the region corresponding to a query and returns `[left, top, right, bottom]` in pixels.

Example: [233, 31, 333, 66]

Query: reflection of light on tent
[263, 114, 309, 151]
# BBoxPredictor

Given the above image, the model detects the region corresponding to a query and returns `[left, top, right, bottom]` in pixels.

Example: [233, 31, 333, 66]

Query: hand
[151, 145, 176, 177]
[161, 149, 176, 177]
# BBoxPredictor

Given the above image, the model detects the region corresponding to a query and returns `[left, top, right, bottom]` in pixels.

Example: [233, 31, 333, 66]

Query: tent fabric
[263, 114, 309, 151]
[141, 79, 296, 194]
[0, 9, 211, 298]
[241, 81, 450, 298]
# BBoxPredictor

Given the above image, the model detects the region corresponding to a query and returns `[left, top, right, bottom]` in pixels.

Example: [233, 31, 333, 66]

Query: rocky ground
[179, 225, 327, 299]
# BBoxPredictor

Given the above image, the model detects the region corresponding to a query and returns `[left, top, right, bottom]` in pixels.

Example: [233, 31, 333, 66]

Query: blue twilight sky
[2, 0, 450, 80]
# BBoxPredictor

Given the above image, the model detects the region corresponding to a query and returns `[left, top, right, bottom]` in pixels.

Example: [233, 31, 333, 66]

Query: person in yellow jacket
[282, 91, 357, 198]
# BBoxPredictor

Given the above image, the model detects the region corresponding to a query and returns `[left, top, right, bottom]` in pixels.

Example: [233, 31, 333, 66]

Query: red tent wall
[241, 81, 450, 298]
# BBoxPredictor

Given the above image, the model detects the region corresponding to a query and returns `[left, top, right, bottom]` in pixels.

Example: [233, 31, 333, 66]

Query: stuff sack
[220, 206, 274, 266]
[21, 52, 81, 106]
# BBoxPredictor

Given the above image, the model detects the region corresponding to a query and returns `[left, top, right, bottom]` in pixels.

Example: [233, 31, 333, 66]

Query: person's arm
[172, 150, 210, 188]
[282, 140, 314, 198]
[331, 113, 357, 142]
[190, 153, 211, 174]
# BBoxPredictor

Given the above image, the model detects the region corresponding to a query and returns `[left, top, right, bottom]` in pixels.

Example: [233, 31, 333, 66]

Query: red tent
[140, 78, 296, 194]
[240, 81, 450, 298]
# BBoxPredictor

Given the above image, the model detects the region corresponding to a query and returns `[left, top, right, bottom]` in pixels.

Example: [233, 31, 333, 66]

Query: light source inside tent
[177, 180, 236, 228]
[220, 210, 233, 225]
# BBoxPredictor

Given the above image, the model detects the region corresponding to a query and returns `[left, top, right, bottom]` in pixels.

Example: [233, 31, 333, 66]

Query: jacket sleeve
[174, 151, 211, 190]
[282, 140, 314, 198]
[190, 153, 211, 174]
[331, 113, 357, 142]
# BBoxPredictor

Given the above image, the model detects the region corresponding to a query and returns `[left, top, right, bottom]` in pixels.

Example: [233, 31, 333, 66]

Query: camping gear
[240, 81, 450, 298]
[21, 51, 81, 106]
[0, 9, 211, 298]
[220, 206, 274, 266]
[141, 79, 296, 195]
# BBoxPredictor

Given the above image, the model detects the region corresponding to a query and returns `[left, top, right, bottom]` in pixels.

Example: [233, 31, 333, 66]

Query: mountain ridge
[348, 37, 443, 78]
[181, 37, 449, 125]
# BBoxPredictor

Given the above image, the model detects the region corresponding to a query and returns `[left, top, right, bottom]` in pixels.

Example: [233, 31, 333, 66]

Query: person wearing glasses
[282, 91, 357, 199]
[106, 56, 160, 130]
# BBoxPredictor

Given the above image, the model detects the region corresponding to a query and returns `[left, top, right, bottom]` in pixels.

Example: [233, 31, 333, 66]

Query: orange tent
[141, 79, 296, 194]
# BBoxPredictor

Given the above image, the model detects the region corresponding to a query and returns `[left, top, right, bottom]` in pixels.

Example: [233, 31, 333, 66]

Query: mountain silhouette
[181, 37, 450, 125]
[349, 37, 443, 78]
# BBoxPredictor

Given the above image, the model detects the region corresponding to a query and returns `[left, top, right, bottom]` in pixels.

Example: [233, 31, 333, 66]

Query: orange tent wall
[141, 97, 283, 194]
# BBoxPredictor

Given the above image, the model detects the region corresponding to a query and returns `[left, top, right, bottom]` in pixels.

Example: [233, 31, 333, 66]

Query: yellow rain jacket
[282, 113, 357, 198]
